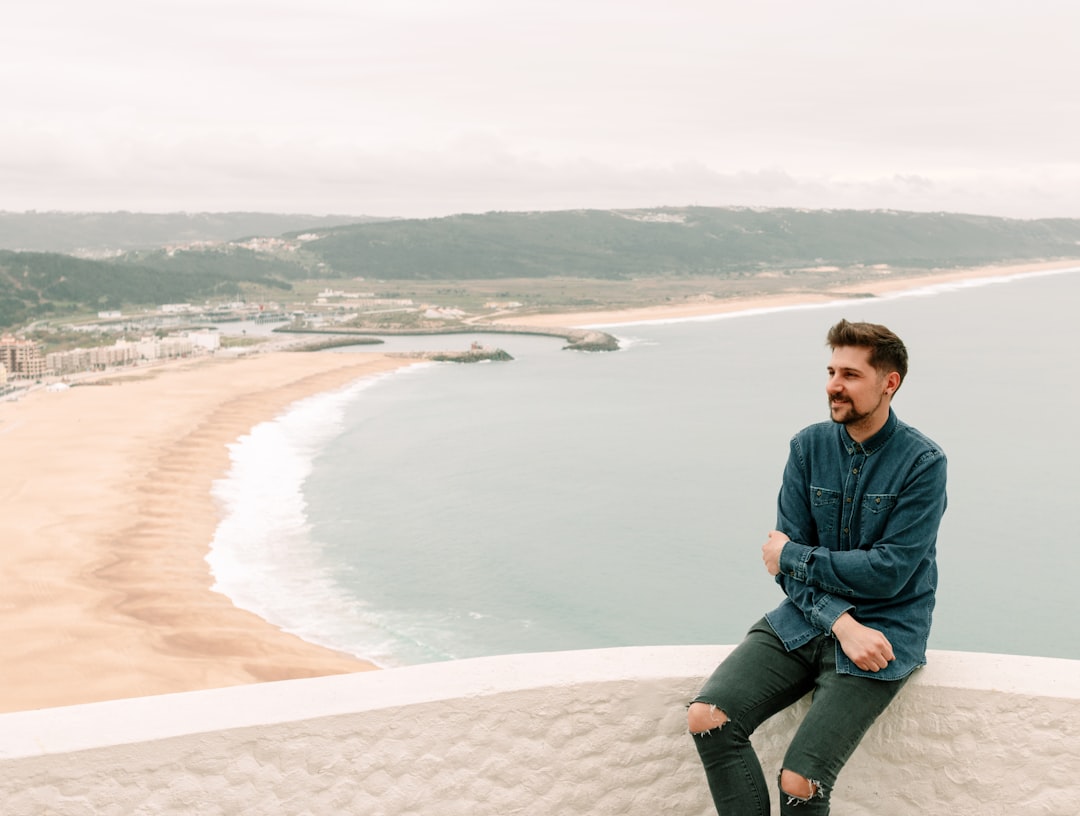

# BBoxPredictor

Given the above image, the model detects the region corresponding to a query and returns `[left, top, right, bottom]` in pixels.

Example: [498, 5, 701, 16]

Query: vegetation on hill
[116, 246, 308, 285]
[0, 211, 387, 254]
[0, 251, 188, 329]
[291, 207, 1080, 279]
[0, 245, 313, 330]
[1, 207, 1078, 331]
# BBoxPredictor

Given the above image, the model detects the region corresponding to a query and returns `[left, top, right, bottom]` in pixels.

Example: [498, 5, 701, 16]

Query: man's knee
[687, 701, 729, 734]
[779, 768, 819, 801]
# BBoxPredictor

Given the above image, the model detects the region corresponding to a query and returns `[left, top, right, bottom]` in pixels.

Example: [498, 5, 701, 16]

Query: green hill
[2, 207, 1079, 331]
[291, 207, 1080, 279]
[0, 211, 386, 254]
[0, 249, 279, 330]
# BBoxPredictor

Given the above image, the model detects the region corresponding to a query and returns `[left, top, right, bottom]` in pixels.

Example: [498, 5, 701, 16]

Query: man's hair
[826, 319, 908, 390]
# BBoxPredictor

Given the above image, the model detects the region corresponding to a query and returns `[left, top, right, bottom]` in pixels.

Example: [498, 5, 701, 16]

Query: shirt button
[846, 497, 852, 503]
[852, 468, 859, 474]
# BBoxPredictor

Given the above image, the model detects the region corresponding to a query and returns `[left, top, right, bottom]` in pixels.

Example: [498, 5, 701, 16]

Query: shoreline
[0, 352, 409, 713]
[2, 258, 1077, 714]
[492, 259, 1080, 328]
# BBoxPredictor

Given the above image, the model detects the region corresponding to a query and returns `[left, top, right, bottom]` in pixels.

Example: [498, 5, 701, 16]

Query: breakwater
[274, 324, 620, 352]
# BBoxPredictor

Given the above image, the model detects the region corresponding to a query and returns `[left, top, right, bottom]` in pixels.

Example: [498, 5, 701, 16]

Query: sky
[3, 0, 1079, 219]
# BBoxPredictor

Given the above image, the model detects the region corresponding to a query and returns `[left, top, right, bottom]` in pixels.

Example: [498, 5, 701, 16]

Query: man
[687, 319, 947, 815]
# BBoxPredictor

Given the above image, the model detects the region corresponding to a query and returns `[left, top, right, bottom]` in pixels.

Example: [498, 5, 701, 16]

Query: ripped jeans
[690, 618, 909, 815]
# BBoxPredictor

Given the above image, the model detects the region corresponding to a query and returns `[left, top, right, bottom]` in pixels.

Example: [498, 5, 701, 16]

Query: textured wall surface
[0, 647, 1077, 815]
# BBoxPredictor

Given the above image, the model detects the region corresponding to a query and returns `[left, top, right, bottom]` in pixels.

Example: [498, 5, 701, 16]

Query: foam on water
[206, 364, 433, 666]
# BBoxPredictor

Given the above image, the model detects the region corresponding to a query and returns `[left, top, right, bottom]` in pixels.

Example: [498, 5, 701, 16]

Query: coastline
[2, 258, 1077, 714]
[493, 260, 1080, 328]
[0, 352, 409, 713]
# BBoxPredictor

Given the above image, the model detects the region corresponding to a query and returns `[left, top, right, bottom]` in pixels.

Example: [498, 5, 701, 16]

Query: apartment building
[45, 348, 93, 376]
[0, 334, 46, 380]
[47, 336, 199, 375]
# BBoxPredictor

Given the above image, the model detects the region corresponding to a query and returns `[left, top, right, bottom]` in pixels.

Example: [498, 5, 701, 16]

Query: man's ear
[885, 371, 901, 396]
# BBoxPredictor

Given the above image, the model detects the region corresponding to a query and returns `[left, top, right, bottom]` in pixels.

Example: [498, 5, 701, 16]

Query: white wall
[0, 647, 1077, 816]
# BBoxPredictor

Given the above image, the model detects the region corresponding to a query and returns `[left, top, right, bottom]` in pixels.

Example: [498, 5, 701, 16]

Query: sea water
[208, 267, 1080, 666]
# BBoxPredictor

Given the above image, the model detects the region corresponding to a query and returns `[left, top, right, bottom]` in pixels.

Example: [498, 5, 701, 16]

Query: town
[0, 285, 535, 399]
[0, 288, 427, 397]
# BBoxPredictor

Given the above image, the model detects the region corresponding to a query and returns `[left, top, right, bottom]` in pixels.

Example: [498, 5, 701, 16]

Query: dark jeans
[690, 618, 908, 815]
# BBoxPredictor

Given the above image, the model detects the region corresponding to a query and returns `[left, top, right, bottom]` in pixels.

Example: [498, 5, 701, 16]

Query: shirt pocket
[860, 493, 898, 543]
[810, 486, 841, 535]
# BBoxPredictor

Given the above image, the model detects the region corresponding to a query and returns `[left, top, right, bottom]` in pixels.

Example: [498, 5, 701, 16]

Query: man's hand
[832, 612, 895, 672]
[762, 530, 789, 576]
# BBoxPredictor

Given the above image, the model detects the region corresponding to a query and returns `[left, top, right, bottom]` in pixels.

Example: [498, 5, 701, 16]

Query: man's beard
[828, 394, 883, 426]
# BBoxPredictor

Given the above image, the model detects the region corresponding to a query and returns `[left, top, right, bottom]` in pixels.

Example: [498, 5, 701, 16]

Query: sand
[1, 259, 1076, 714]
[0, 352, 410, 713]
[495, 260, 1080, 328]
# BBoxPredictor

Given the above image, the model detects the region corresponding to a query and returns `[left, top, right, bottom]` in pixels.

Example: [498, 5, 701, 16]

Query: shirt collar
[841, 408, 899, 455]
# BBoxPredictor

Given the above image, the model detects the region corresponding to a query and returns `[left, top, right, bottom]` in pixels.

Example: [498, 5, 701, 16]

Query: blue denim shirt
[765, 409, 947, 680]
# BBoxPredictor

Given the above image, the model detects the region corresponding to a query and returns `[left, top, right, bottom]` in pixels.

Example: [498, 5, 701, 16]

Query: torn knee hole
[687, 702, 729, 734]
[779, 769, 822, 803]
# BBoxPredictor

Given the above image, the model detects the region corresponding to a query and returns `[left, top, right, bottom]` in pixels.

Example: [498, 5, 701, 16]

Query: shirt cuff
[778, 540, 812, 582]
[810, 594, 854, 633]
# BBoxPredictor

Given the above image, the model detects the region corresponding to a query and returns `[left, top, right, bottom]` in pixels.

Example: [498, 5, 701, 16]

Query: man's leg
[776, 644, 910, 815]
[687, 619, 818, 816]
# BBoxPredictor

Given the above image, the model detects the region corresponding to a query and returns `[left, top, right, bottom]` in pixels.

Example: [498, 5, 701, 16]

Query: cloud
[2, 1, 1079, 218]
[3, 122, 1079, 219]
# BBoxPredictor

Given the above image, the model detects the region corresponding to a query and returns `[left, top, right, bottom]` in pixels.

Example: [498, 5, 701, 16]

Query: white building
[187, 330, 220, 352]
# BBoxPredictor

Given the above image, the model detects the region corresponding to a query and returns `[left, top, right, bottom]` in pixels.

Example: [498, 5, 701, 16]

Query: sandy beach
[1, 259, 1077, 714]
[0, 352, 409, 713]
[497, 260, 1080, 328]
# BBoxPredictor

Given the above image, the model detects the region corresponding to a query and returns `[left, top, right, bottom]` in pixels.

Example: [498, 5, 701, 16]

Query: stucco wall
[0, 647, 1077, 815]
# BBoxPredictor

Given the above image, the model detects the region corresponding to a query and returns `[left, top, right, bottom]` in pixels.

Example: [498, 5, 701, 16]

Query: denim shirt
[765, 409, 947, 680]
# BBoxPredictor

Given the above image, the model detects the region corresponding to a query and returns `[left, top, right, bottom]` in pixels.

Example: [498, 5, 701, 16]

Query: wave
[205, 363, 432, 668]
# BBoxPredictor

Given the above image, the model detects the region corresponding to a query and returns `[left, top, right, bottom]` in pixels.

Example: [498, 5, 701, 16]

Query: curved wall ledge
[0, 646, 1077, 815]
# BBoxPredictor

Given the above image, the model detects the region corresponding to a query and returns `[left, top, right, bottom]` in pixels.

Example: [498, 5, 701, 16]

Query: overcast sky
[3, 0, 1078, 219]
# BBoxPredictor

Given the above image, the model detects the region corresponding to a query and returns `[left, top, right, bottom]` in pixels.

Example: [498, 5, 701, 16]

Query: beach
[497, 260, 1080, 328]
[0, 352, 407, 713]
[2, 259, 1076, 714]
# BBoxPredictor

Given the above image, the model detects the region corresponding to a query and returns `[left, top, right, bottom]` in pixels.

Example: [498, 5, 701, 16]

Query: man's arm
[777, 451, 946, 599]
[831, 611, 895, 672]
[775, 570, 855, 634]
[769, 534, 896, 672]
[768, 445, 855, 634]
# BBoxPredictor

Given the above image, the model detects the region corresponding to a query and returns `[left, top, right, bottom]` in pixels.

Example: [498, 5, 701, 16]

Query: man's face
[826, 345, 891, 432]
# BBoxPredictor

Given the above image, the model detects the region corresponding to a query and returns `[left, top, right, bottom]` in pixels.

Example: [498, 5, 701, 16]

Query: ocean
[207, 267, 1080, 667]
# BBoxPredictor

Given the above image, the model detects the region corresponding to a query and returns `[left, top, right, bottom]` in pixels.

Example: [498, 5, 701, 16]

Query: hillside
[0, 211, 387, 254]
[2, 207, 1079, 331]
[291, 207, 1080, 279]
[0, 249, 276, 330]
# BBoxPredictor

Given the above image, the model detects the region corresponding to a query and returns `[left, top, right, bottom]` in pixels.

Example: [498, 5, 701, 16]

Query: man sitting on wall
[687, 319, 948, 815]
